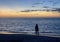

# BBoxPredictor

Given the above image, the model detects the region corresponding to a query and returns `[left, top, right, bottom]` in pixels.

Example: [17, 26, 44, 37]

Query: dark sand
[0, 34, 60, 42]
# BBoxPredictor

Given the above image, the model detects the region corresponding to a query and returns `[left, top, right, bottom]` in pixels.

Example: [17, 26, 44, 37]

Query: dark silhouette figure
[35, 24, 39, 36]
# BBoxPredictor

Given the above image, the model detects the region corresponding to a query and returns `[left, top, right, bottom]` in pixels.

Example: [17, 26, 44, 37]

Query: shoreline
[0, 31, 60, 37]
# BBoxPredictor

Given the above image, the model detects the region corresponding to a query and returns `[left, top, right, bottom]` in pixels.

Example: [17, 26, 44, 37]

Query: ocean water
[0, 18, 60, 35]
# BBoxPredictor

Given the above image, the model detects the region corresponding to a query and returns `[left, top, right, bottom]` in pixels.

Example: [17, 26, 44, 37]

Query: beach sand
[0, 32, 60, 42]
[0, 34, 60, 42]
[0, 31, 14, 34]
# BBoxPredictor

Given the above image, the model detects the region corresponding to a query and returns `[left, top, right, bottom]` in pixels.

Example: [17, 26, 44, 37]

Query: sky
[0, 0, 60, 18]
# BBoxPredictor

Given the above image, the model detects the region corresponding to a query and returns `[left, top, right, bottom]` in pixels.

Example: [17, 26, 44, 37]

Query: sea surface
[0, 18, 60, 35]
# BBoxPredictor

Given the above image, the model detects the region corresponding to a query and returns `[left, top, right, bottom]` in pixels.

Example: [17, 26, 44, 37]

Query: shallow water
[0, 18, 60, 34]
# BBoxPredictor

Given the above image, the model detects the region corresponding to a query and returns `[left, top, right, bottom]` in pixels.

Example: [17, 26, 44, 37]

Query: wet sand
[0, 31, 60, 37]
[0, 34, 60, 42]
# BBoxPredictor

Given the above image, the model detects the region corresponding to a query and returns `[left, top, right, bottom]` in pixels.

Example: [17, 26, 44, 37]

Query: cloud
[32, 3, 43, 6]
[43, 6, 50, 8]
[31, 3, 43, 7]
[20, 8, 60, 13]
[33, 3, 41, 5]
[51, 8, 60, 12]
[20, 10, 41, 12]
[31, 5, 36, 7]
[20, 9, 52, 12]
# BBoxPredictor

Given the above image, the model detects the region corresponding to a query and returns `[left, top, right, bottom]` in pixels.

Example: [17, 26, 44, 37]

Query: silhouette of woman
[35, 24, 39, 36]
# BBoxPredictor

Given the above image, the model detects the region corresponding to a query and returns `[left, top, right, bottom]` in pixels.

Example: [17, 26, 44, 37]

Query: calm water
[0, 18, 60, 34]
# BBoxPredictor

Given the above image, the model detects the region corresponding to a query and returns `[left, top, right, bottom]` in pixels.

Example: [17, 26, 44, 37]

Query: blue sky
[0, 0, 60, 11]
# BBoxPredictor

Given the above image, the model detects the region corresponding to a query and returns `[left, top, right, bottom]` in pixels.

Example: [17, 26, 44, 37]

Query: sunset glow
[0, 0, 60, 18]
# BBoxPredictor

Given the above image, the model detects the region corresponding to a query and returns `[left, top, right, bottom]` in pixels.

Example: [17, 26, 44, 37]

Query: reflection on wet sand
[0, 31, 60, 37]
